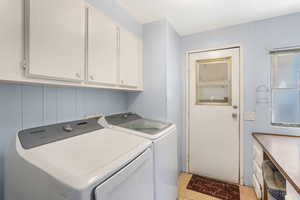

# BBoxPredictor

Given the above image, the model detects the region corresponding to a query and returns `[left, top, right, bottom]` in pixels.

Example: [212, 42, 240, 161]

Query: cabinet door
[26, 0, 85, 82]
[87, 7, 118, 85]
[119, 28, 141, 88]
[0, 0, 23, 80]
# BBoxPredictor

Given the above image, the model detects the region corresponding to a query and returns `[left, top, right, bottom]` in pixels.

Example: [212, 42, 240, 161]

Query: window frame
[195, 57, 232, 106]
[270, 49, 300, 127]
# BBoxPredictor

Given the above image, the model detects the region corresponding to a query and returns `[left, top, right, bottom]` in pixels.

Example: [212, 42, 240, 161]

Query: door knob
[233, 105, 238, 109]
[232, 113, 238, 118]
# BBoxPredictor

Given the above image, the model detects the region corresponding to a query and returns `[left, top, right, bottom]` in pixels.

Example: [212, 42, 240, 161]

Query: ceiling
[117, 0, 300, 36]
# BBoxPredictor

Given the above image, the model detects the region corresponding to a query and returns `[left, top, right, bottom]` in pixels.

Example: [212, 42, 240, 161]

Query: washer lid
[17, 128, 151, 191]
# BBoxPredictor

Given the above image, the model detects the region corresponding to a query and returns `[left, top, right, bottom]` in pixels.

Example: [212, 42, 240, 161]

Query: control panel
[18, 118, 103, 149]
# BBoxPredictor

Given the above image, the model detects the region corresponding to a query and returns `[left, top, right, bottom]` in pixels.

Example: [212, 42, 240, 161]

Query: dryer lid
[17, 128, 151, 191]
[117, 119, 172, 135]
[105, 113, 174, 138]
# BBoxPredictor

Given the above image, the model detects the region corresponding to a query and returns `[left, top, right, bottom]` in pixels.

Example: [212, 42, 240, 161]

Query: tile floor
[178, 173, 258, 200]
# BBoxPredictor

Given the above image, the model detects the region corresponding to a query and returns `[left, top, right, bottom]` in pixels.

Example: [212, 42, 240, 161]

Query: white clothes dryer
[105, 113, 178, 200]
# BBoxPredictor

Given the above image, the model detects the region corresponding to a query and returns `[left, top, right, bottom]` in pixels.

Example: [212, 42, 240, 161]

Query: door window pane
[196, 57, 232, 105]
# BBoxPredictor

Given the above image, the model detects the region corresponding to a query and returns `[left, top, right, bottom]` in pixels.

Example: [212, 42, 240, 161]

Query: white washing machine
[105, 113, 178, 200]
[5, 118, 154, 200]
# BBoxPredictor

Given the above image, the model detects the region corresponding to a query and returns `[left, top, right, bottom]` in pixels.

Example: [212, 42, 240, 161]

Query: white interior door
[188, 48, 240, 184]
[87, 6, 118, 85]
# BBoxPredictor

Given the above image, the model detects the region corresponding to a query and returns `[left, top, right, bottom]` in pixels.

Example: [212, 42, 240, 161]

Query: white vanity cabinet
[286, 182, 300, 200]
[252, 140, 264, 199]
[25, 0, 85, 82]
[87, 6, 118, 86]
[253, 133, 300, 200]
[119, 27, 142, 88]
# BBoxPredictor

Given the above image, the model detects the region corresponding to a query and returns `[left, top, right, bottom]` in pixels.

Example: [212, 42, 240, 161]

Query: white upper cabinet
[87, 6, 118, 86]
[25, 0, 85, 82]
[0, 0, 143, 91]
[119, 27, 142, 88]
[0, 0, 23, 80]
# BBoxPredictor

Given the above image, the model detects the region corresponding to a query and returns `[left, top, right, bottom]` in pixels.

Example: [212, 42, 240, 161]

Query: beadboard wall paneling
[0, 83, 129, 199]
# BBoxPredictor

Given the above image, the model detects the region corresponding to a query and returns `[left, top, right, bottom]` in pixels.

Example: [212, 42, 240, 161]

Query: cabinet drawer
[286, 182, 300, 200]
[285, 195, 292, 200]
[253, 160, 263, 186]
[253, 140, 263, 167]
[252, 174, 262, 199]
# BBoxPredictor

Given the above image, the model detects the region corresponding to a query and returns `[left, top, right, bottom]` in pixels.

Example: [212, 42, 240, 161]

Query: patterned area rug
[187, 175, 240, 200]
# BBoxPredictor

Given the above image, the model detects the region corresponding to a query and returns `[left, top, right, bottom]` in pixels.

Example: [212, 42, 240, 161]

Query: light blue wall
[128, 20, 168, 121]
[0, 0, 142, 199]
[128, 20, 184, 171]
[166, 22, 183, 171]
[2, 0, 300, 196]
[181, 12, 300, 186]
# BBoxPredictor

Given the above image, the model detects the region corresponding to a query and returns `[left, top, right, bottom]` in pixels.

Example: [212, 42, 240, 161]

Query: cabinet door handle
[90, 75, 94, 80]
[75, 73, 81, 78]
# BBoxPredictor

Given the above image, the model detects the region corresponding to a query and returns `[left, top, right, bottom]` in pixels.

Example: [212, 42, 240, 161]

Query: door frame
[184, 45, 245, 185]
